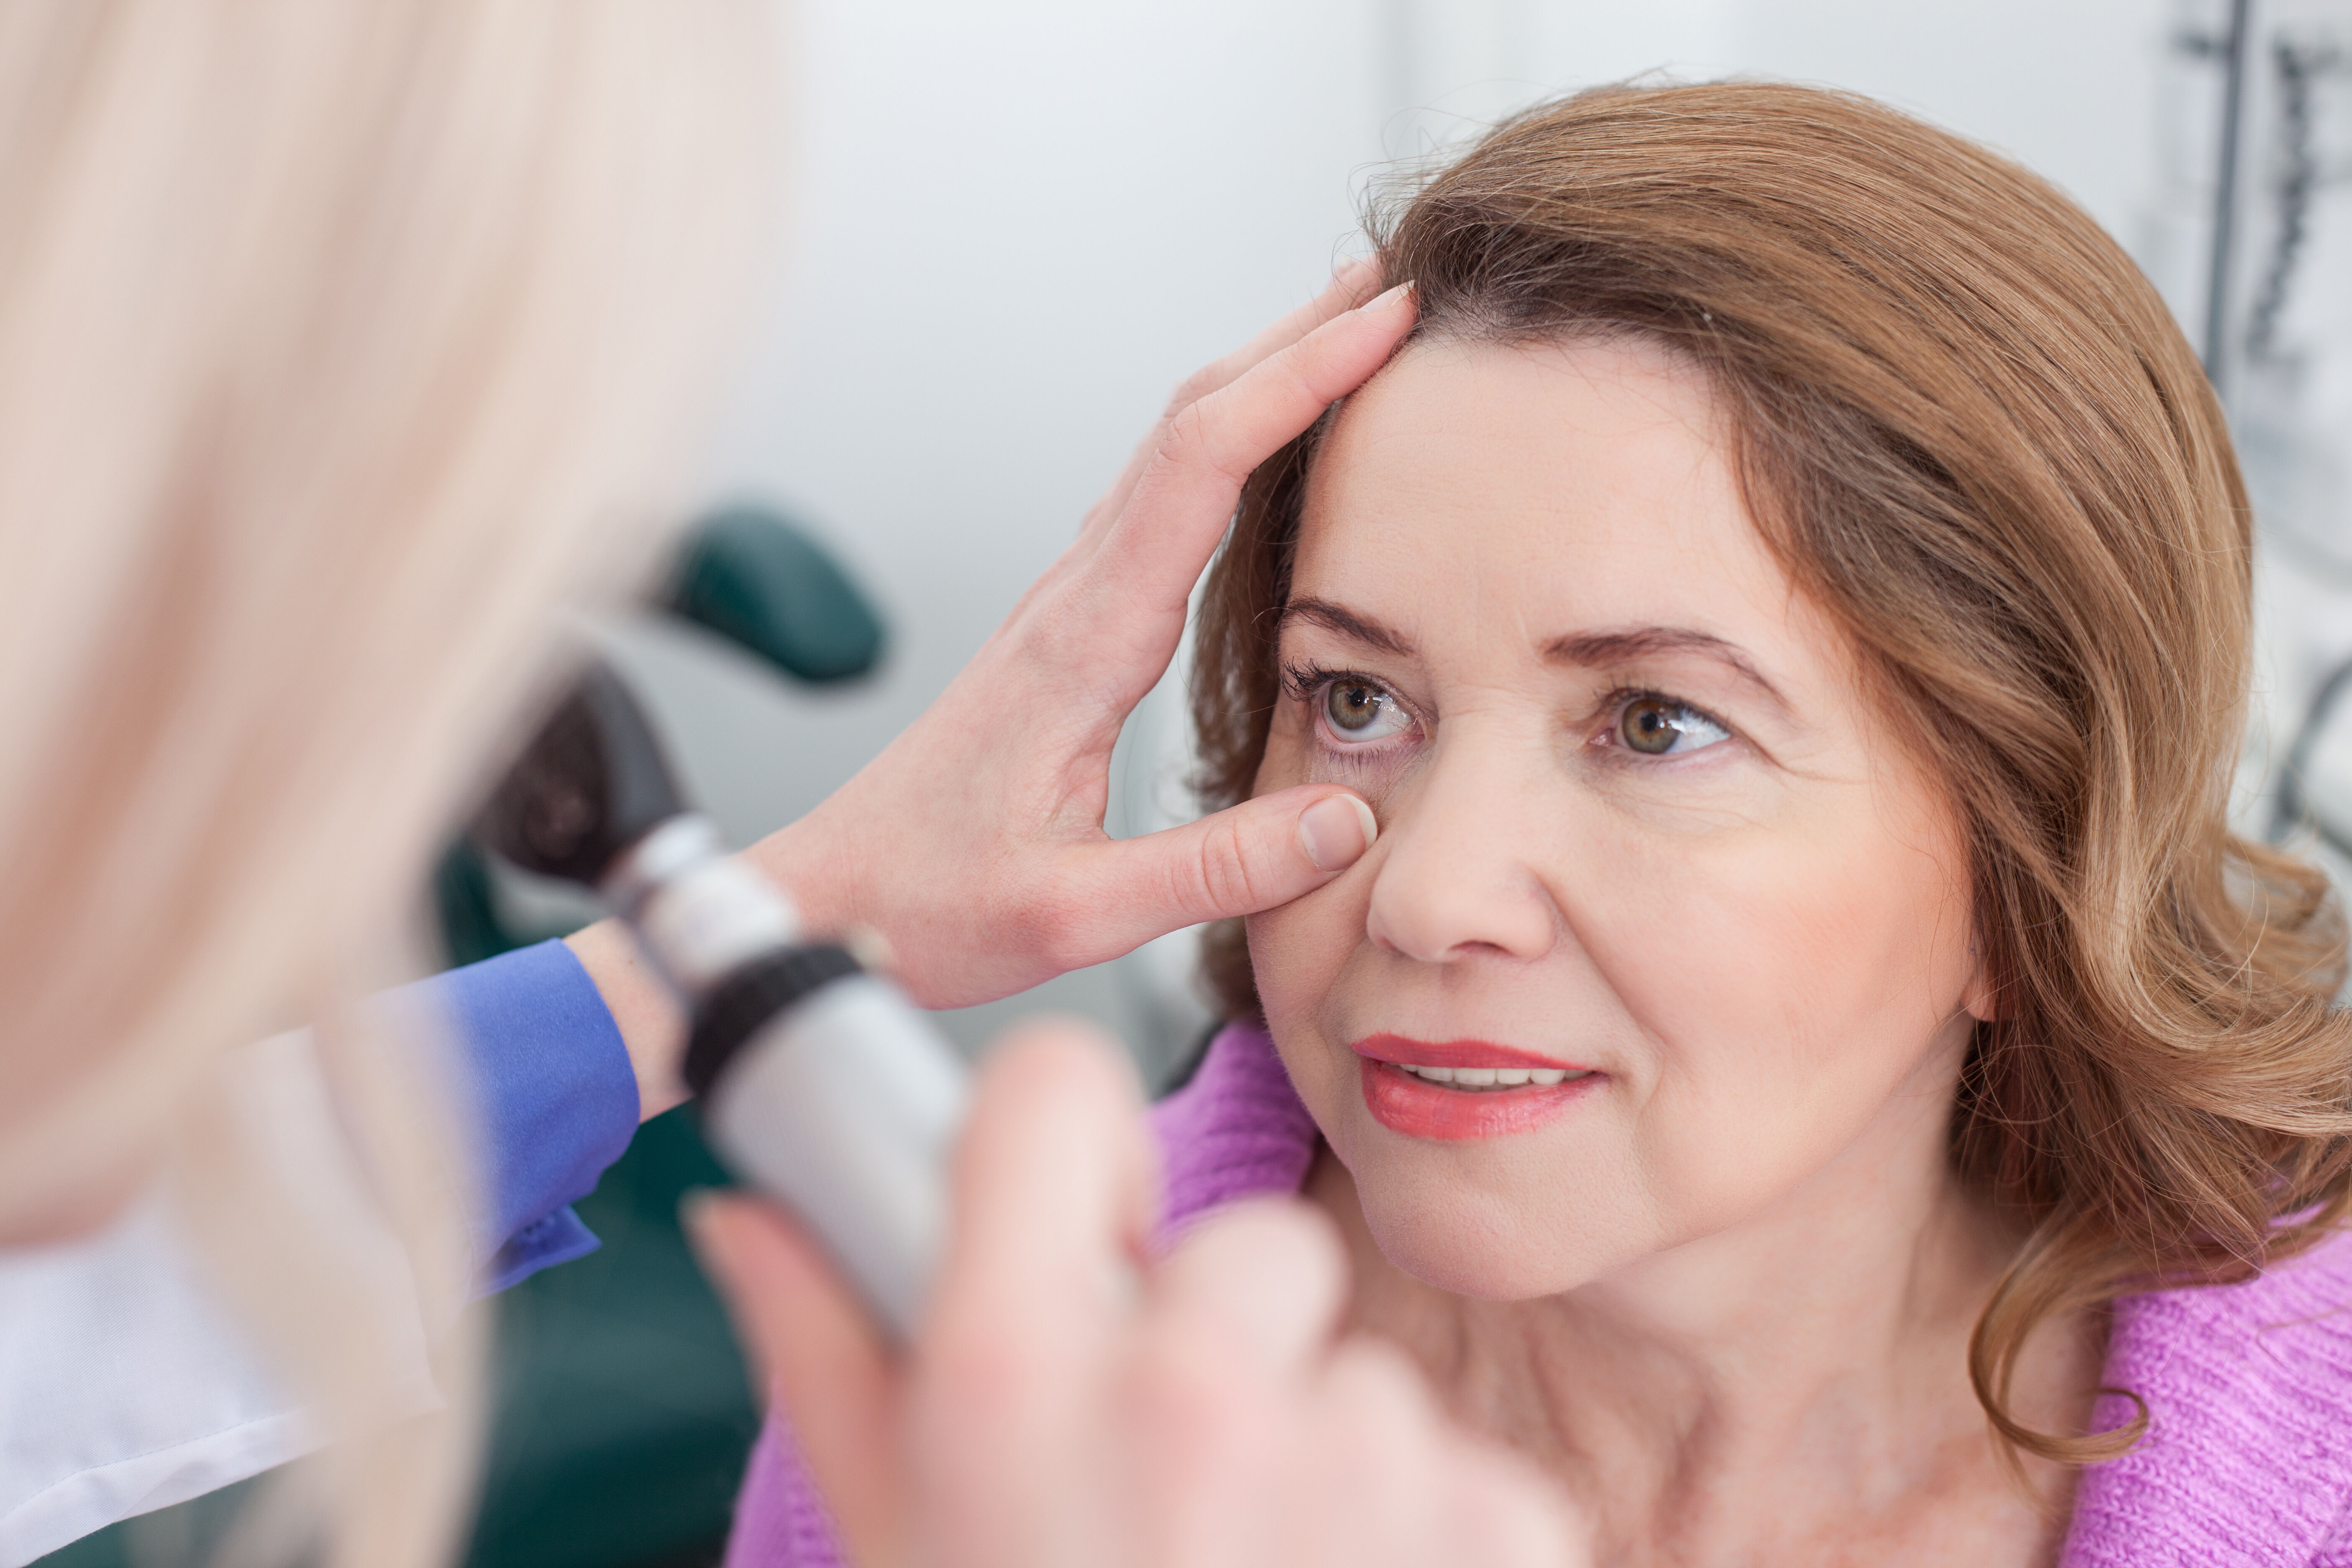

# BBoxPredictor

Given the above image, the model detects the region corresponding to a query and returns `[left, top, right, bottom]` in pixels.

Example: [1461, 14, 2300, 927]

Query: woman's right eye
[1320, 678, 1411, 743]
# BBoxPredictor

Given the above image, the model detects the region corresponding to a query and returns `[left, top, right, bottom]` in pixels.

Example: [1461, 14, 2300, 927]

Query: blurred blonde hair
[0, 3, 779, 1564]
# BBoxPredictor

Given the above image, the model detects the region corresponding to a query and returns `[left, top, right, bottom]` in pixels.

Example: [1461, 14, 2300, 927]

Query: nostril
[1367, 867, 1560, 966]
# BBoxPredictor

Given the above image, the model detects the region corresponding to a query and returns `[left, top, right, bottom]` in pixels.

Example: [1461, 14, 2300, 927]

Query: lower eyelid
[1318, 714, 1412, 749]
[1321, 718, 1412, 747]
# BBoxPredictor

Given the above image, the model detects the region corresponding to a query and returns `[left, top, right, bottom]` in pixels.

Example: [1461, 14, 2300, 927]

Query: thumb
[1073, 787, 1376, 960]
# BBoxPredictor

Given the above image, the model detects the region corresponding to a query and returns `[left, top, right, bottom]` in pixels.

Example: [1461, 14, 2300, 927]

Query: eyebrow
[1278, 597, 1787, 709]
[1278, 597, 1415, 657]
[1544, 626, 1789, 709]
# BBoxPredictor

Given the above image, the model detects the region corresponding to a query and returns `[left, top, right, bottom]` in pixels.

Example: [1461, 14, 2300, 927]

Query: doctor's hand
[573, 266, 1412, 1117]
[690, 1024, 1587, 1568]
[744, 265, 1410, 1008]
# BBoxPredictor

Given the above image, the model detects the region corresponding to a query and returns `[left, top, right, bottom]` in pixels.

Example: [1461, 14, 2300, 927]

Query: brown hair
[1191, 82, 2352, 1463]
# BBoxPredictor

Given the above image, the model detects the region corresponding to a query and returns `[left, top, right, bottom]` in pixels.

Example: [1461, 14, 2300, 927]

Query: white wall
[588, 0, 2349, 1069]
[1399, 0, 2170, 255]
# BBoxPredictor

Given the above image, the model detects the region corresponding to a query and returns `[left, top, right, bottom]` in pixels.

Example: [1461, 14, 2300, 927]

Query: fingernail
[1298, 793, 1378, 872]
[1356, 280, 1414, 315]
[1332, 256, 1380, 292]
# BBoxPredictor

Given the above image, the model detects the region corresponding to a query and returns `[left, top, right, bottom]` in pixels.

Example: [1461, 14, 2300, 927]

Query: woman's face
[1247, 335, 1986, 1300]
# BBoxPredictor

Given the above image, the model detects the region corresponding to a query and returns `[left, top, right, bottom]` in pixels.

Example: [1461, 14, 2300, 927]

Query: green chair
[437, 503, 887, 970]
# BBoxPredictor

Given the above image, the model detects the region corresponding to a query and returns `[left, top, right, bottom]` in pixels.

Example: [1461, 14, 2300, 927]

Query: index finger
[685, 1194, 910, 1564]
[1184, 257, 1386, 420]
[1076, 280, 1418, 631]
[1077, 257, 1385, 549]
[910, 1025, 1160, 1537]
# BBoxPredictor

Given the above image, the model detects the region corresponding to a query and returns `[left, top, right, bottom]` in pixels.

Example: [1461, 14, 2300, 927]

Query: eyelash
[1279, 661, 1735, 759]
[1278, 660, 1365, 706]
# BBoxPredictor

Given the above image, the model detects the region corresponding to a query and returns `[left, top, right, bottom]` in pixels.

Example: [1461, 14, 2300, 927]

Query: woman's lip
[1349, 1033, 1594, 1073]
[1356, 1058, 1599, 1140]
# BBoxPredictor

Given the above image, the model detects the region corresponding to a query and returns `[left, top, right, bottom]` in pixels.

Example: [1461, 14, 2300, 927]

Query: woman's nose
[1363, 731, 1562, 965]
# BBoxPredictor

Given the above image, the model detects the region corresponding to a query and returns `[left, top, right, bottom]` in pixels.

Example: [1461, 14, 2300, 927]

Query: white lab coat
[0, 1033, 436, 1566]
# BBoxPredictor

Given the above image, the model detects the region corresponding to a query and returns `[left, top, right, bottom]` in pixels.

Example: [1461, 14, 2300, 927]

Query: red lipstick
[1351, 1033, 1600, 1141]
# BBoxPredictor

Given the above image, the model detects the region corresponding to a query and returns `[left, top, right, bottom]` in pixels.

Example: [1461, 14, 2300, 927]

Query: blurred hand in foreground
[691, 1023, 1586, 1568]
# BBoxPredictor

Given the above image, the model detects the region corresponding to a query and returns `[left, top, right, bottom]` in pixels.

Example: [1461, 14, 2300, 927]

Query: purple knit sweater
[724, 1022, 2352, 1566]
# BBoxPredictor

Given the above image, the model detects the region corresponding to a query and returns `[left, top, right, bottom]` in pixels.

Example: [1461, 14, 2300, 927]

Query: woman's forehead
[1291, 337, 1816, 673]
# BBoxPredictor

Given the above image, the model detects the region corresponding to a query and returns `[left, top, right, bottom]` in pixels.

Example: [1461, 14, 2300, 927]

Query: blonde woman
[0, 5, 1575, 1568]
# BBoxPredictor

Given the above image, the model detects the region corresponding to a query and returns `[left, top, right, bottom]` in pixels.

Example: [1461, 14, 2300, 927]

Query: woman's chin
[1354, 1185, 1627, 1302]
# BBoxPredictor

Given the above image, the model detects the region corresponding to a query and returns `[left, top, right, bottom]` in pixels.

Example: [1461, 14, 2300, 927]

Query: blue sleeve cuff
[409, 939, 641, 1293]
[481, 1206, 606, 1294]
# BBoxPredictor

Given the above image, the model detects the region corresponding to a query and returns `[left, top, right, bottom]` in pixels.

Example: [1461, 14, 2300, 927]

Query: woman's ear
[1962, 931, 2004, 1022]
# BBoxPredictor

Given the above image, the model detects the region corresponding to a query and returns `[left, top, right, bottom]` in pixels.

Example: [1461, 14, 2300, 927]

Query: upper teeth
[1396, 1063, 1582, 1087]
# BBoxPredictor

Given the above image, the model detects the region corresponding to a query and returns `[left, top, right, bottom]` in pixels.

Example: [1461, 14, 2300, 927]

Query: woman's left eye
[1616, 696, 1731, 756]
[1320, 678, 1411, 743]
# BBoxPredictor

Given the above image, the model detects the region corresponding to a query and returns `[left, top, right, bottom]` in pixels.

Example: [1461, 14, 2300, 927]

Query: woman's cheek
[1243, 874, 1358, 1035]
[1246, 720, 1370, 1033]
[1242, 857, 1377, 1124]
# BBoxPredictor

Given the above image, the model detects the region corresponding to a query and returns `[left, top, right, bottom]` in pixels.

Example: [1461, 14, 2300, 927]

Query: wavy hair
[1191, 81, 2352, 1464]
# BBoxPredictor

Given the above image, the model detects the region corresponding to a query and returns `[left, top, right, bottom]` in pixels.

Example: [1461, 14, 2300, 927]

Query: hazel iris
[1327, 681, 1387, 733]
[1622, 697, 1689, 754]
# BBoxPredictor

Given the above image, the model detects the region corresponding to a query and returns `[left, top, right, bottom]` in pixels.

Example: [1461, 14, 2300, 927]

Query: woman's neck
[1304, 1102, 2102, 1566]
